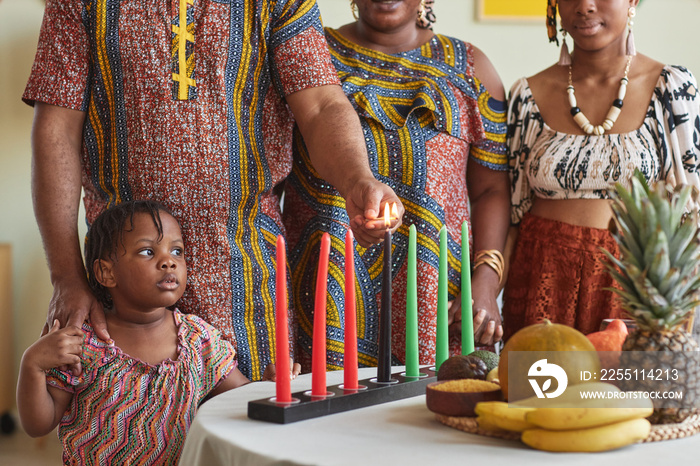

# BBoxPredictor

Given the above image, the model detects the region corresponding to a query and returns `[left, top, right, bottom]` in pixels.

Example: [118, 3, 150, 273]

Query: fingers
[360, 185, 383, 222]
[261, 361, 301, 382]
[346, 180, 404, 245]
[48, 319, 61, 334]
[478, 320, 497, 346]
[49, 320, 85, 338]
[446, 299, 458, 324]
[349, 215, 381, 246]
[262, 363, 277, 382]
[66, 312, 86, 333]
[472, 309, 504, 346]
[89, 302, 110, 341]
[55, 331, 84, 355]
[473, 309, 487, 330]
[493, 324, 504, 343]
[448, 299, 461, 337]
[32, 323, 84, 373]
[59, 354, 81, 369]
[364, 207, 378, 221]
[69, 361, 83, 377]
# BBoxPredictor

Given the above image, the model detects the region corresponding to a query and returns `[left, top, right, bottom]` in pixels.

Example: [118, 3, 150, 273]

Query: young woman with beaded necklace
[502, 0, 700, 340]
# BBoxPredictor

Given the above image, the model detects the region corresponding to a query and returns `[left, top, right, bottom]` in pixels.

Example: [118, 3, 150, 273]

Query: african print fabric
[24, 0, 340, 380]
[46, 310, 236, 466]
[283, 30, 507, 369]
[508, 66, 700, 224]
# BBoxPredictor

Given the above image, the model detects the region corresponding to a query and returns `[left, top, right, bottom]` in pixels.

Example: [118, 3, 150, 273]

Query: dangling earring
[417, 0, 426, 24]
[626, 6, 637, 56]
[351, 0, 358, 21]
[416, 0, 434, 29]
[558, 30, 572, 66]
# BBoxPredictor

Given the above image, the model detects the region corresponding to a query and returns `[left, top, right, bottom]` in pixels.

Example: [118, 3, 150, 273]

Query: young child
[17, 200, 251, 465]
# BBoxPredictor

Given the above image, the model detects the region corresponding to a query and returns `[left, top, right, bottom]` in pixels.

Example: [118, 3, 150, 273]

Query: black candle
[378, 207, 392, 382]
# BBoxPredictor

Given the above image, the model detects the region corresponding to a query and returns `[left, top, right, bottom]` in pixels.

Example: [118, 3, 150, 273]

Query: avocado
[469, 349, 499, 373]
[437, 355, 488, 381]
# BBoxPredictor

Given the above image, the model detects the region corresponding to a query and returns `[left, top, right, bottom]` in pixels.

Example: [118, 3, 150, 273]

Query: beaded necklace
[567, 56, 633, 135]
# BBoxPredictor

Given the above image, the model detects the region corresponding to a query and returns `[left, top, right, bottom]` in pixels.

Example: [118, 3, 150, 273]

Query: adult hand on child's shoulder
[43, 277, 107, 376]
[44, 275, 109, 340]
[24, 320, 84, 374]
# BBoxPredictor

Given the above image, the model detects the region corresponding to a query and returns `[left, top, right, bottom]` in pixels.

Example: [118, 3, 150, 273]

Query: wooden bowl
[426, 379, 503, 417]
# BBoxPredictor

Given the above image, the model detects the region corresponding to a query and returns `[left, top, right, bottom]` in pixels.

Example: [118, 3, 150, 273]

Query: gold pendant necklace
[567, 56, 633, 135]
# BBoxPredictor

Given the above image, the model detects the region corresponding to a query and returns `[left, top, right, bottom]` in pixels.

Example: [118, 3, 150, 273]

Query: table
[179, 367, 697, 465]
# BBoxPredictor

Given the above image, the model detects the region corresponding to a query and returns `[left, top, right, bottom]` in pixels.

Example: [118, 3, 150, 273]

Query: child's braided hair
[85, 200, 173, 309]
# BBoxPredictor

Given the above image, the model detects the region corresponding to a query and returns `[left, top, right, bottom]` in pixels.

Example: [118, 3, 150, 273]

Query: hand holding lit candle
[363, 202, 400, 230]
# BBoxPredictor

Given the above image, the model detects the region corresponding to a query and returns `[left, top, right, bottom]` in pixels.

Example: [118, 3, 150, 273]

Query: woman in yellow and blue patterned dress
[283, 0, 510, 370]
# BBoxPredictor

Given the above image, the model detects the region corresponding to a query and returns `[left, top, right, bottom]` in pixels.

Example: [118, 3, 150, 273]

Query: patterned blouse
[283, 30, 507, 368]
[23, 0, 339, 381]
[508, 65, 700, 224]
[47, 310, 235, 466]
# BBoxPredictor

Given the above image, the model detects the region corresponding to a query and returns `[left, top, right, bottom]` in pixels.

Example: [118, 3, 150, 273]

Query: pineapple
[604, 171, 700, 424]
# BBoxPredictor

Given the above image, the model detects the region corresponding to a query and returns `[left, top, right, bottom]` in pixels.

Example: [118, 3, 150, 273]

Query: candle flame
[391, 203, 398, 219]
[383, 203, 391, 228]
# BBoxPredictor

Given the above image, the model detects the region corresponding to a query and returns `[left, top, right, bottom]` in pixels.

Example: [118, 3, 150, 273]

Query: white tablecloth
[179, 367, 696, 465]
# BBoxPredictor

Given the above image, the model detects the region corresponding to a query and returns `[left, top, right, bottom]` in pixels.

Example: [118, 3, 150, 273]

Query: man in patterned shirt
[24, 0, 402, 380]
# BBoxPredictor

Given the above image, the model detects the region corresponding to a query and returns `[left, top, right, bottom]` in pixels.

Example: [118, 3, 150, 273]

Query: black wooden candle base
[248, 368, 437, 424]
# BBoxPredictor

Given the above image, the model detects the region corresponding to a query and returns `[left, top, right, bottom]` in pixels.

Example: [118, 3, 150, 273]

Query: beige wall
[317, 0, 700, 89]
[1, 0, 54, 401]
[1, 0, 699, 406]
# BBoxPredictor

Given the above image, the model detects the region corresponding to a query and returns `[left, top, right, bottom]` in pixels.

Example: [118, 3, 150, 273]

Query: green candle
[461, 221, 475, 355]
[405, 225, 419, 377]
[436, 225, 449, 370]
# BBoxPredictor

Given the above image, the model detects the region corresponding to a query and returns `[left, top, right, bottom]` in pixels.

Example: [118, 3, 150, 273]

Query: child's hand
[262, 359, 302, 382]
[22, 320, 83, 375]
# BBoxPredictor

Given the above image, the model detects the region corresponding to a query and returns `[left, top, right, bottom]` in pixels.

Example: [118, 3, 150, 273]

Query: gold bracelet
[473, 258, 503, 283]
[473, 249, 505, 284]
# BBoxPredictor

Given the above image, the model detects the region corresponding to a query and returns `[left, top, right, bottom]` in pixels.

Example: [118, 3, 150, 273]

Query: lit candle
[405, 224, 419, 377]
[344, 230, 358, 390]
[275, 235, 291, 403]
[378, 203, 392, 382]
[312, 232, 331, 396]
[391, 203, 399, 220]
[461, 221, 475, 355]
[436, 225, 449, 370]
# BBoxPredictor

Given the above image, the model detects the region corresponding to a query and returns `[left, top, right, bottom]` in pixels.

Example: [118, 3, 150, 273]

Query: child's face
[100, 211, 187, 313]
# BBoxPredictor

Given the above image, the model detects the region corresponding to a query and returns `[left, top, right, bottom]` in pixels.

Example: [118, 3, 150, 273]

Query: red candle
[275, 236, 291, 403]
[344, 230, 358, 389]
[312, 232, 331, 396]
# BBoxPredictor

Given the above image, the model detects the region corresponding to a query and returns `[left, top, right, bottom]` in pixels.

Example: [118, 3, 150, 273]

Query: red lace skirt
[502, 213, 625, 341]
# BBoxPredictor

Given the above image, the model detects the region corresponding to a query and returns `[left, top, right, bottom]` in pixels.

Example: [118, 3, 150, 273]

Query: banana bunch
[475, 384, 653, 452]
[522, 418, 651, 453]
[474, 402, 535, 432]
